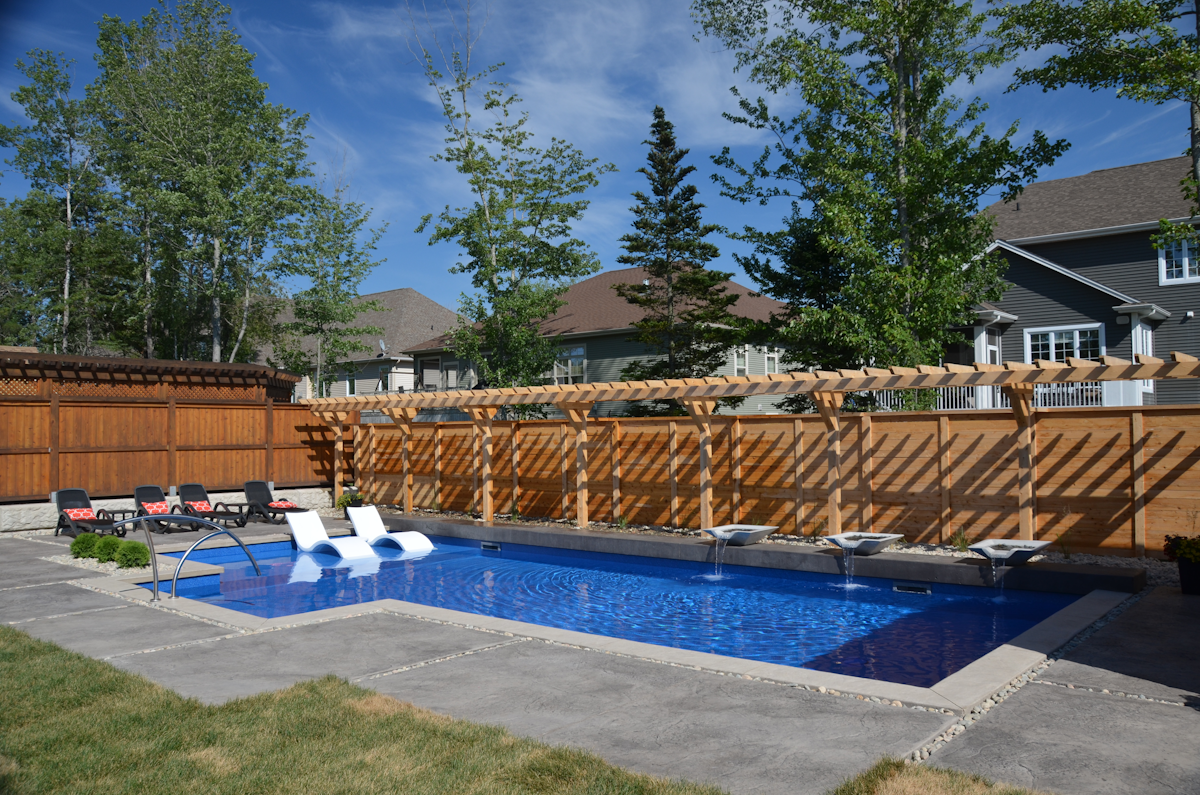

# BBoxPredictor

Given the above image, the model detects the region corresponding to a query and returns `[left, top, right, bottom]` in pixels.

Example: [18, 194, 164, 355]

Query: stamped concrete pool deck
[2, 527, 1198, 795]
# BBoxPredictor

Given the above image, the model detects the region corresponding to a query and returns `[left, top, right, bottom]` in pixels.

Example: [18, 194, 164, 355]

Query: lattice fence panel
[51, 381, 158, 398]
[0, 378, 38, 396]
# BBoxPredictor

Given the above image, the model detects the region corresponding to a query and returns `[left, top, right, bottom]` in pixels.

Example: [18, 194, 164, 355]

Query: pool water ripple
[155, 537, 1076, 687]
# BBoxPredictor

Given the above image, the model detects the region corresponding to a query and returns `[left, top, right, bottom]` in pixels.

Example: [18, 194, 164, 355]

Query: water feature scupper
[824, 533, 905, 589]
[700, 525, 778, 581]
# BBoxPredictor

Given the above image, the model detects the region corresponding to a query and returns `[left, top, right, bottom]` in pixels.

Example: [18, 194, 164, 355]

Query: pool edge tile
[930, 589, 1130, 709]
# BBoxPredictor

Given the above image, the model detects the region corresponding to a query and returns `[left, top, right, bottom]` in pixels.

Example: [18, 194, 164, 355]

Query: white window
[551, 345, 586, 384]
[765, 347, 780, 375]
[1025, 324, 1104, 364]
[1159, 241, 1200, 285]
[418, 358, 440, 391]
[442, 362, 458, 389]
[734, 347, 748, 377]
[346, 375, 356, 396]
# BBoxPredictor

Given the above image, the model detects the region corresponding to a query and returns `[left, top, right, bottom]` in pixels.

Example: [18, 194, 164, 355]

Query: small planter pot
[1179, 559, 1200, 596]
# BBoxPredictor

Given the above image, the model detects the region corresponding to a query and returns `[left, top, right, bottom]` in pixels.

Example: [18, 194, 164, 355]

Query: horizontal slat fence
[356, 405, 1200, 556]
[0, 398, 339, 502]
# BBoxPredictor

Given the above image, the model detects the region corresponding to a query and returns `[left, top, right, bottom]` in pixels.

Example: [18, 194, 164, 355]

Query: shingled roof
[404, 267, 785, 354]
[984, 156, 1194, 241]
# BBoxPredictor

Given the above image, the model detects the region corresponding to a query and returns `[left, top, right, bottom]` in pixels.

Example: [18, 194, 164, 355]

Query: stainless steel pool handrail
[171, 528, 262, 598]
[104, 515, 249, 602]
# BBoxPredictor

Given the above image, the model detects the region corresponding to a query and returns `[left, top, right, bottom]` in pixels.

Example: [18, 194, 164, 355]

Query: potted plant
[1164, 535, 1200, 595]
[335, 492, 364, 521]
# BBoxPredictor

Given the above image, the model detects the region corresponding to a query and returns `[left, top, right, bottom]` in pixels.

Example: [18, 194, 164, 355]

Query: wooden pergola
[302, 352, 1200, 540]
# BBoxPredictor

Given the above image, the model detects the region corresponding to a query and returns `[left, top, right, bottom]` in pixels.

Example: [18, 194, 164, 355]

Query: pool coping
[79, 531, 1132, 715]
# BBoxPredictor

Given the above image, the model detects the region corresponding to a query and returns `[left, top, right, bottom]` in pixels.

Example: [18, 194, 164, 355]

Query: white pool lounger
[286, 511, 377, 559]
[346, 506, 435, 554]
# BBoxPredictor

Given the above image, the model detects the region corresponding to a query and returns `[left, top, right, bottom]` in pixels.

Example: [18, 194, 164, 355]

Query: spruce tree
[615, 106, 741, 416]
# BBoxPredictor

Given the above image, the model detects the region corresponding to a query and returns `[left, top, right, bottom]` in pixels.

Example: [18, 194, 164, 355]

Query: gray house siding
[1019, 233, 1200, 404]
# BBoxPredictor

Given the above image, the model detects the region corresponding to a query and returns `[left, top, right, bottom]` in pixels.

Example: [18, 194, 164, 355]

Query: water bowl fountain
[699, 525, 779, 581]
[967, 539, 1050, 567]
[824, 532, 905, 556]
[701, 524, 779, 546]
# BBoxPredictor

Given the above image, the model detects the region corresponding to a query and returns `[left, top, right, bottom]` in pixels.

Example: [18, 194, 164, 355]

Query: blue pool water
[149, 537, 1077, 687]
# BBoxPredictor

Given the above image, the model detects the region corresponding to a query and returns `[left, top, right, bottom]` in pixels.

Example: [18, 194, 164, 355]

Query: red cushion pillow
[268, 500, 298, 509]
[143, 501, 170, 515]
[64, 507, 96, 521]
[186, 500, 213, 513]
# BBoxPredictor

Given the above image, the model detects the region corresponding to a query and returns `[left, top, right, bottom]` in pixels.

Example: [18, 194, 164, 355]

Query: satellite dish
[378, 339, 387, 355]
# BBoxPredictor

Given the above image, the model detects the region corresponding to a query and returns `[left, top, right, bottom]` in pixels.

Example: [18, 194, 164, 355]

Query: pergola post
[560, 402, 593, 527]
[681, 399, 717, 530]
[813, 391, 844, 536]
[464, 407, 497, 522]
[1003, 384, 1037, 541]
[317, 411, 350, 502]
[382, 408, 419, 512]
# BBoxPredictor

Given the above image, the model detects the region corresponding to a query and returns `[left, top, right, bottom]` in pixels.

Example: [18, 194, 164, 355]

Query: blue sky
[0, 0, 1191, 314]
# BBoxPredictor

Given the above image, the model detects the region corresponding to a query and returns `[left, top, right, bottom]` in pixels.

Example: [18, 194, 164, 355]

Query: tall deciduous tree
[615, 106, 741, 416]
[994, 0, 1200, 244]
[271, 179, 386, 398]
[92, 0, 310, 362]
[0, 50, 126, 354]
[408, 5, 614, 406]
[693, 0, 1068, 385]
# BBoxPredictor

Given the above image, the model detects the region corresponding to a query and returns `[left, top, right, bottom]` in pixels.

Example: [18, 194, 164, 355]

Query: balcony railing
[868, 381, 1105, 411]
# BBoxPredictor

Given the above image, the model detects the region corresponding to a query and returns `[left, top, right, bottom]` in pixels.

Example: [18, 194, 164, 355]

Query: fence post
[669, 420, 679, 527]
[49, 394, 59, 496]
[611, 419, 621, 523]
[860, 414, 873, 533]
[167, 397, 177, 490]
[813, 392, 844, 536]
[465, 408, 496, 522]
[434, 423, 442, 510]
[731, 417, 742, 524]
[264, 398, 274, 485]
[793, 417, 805, 535]
[938, 414, 953, 543]
[560, 423, 570, 520]
[681, 400, 717, 530]
[511, 421, 520, 517]
[1003, 385, 1037, 541]
[561, 403, 593, 527]
[1130, 411, 1146, 557]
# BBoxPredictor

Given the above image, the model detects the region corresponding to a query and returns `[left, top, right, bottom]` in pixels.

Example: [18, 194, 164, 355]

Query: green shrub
[335, 493, 363, 510]
[94, 535, 122, 564]
[69, 533, 99, 559]
[1164, 534, 1200, 564]
[114, 540, 150, 569]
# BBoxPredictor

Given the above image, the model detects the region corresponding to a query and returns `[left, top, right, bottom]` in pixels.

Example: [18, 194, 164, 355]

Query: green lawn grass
[0, 626, 723, 794]
[0, 625, 1044, 795]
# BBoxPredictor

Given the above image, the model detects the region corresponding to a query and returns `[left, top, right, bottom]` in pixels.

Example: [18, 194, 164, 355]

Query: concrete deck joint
[6, 604, 131, 625]
[354, 637, 530, 682]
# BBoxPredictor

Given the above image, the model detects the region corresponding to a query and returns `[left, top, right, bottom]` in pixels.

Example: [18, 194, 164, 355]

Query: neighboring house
[930, 156, 1198, 410]
[272, 288, 459, 401]
[404, 267, 788, 416]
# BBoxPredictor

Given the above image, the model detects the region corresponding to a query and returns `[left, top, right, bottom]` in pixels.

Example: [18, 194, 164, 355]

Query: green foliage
[615, 107, 743, 416]
[69, 533, 99, 559]
[1164, 534, 1200, 564]
[93, 535, 121, 563]
[334, 493, 362, 510]
[950, 528, 971, 553]
[90, 0, 310, 362]
[412, 24, 614, 406]
[114, 540, 150, 569]
[994, 0, 1200, 245]
[693, 0, 1068, 395]
[271, 179, 387, 396]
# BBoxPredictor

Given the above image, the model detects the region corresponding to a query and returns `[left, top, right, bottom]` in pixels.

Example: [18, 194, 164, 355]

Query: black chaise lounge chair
[178, 483, 247, 528]
[243, 481, 306, 525]
[134, 485, 196, 534]
[55, 489, 134, 538]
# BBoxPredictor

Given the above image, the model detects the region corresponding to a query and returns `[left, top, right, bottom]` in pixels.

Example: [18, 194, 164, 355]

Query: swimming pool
[151, 536, 1077, 687]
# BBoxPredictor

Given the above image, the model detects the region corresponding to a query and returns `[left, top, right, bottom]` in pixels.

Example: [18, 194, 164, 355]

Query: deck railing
[869, 381, 1104, 411]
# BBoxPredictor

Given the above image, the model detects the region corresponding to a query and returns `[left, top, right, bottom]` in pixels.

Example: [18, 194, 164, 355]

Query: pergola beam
[299, 353, 1200, 414]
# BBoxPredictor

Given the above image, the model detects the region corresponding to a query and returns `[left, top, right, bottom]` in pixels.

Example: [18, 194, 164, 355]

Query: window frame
[1023, 323, 1106, 364]
[764, 346, 780, 375]
[345, 374, 356, 396]
[550, 344, 587, 385]
[733, 346, 748, 378]
[1159, 240, 1200, 285]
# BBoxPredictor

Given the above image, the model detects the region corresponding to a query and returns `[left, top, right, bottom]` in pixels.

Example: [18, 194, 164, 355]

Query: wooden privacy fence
[0, 399, 340, 502]
[351, 405, 1200, 557]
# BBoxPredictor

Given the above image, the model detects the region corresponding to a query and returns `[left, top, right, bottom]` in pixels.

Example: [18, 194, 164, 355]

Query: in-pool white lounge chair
[346, 506, 435, 554]
[286, 511, 377, 559]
